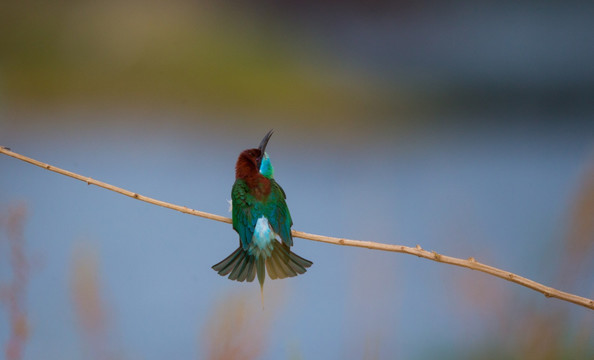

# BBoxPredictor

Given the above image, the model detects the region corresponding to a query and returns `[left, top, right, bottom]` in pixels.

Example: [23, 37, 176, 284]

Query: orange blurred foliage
[0, 203, 30, 360]
[70, 243, 121, 360]
[201, 286, 284, 360]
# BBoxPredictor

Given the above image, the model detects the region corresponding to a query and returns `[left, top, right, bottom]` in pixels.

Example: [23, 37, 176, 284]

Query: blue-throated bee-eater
[212, 130, 313, 295]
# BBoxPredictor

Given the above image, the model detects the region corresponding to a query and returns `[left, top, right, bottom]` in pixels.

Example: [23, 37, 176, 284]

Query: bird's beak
[257, 130, 273, 166]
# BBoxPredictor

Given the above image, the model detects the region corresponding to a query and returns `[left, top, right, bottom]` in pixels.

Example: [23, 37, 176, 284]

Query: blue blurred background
[1, 1, 594, 359]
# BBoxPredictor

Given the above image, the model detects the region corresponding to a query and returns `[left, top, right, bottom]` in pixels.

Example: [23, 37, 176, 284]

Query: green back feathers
[231, 178, 293, 251]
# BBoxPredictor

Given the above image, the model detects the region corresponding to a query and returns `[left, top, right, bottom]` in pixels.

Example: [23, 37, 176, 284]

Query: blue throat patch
[259, 153, 274, 179]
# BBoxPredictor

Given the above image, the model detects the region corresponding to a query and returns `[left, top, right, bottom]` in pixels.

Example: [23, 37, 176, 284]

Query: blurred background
[1, 0, 594, 359]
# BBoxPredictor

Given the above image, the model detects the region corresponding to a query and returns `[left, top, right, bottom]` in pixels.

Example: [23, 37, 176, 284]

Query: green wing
[232, 178, 294, 249]
[265, 180, 293, 247]
[231, 179, 259, 250]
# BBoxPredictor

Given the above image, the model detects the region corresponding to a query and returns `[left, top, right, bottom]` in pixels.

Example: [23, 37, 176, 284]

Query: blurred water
[1, 111, 593, 359]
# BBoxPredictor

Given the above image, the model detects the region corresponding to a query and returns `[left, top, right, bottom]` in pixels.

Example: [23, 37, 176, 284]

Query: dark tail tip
[265, 242, 312, 280]
[212, 247, 257, 282]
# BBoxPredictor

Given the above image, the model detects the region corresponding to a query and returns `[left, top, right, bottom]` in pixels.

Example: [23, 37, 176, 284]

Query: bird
[212, 130, 312, 300]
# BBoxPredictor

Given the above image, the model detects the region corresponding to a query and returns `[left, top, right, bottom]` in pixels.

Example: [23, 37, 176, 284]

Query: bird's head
[236, 130, 274, 179]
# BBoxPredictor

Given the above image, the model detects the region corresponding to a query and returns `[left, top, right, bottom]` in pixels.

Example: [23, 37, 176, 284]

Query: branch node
[432, 251, 441, 261]
[338, 239, 345, 245]
[468, 256, 476, 262]
[133, 193, 139, 199]
[415, 244, 422, 250]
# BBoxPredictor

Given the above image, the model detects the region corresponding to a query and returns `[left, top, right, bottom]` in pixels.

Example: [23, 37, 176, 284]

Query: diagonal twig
[1, 145, 593, 311]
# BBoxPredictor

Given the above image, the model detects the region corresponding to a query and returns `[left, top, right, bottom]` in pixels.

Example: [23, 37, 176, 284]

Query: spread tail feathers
[212, 247, 257, 282]
[212, 242, 313, 285]
[265, 242, 313, 279]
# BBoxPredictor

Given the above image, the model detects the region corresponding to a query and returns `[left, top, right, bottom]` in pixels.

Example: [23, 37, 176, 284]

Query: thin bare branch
[0, 146, 230, 224]
[2, 145, 593, 311]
